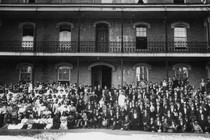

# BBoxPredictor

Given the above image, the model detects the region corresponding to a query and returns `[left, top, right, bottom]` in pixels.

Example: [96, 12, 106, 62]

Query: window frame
[19, 64, 33, 82]
[174, 26, 187, 48]
[174, 66, 189, 79]
[133, 63, 152, 85]
[171, 22, 190, 49]
[23, 0, 36, 3]
[136, 65, 149, 82]
[59, 24, 72, 42]
[172, 64, 191, 80]
[56, 23, 74, 48]
[21, 23, 35, 48]
[57, 66, 71, 82]
[173, 0, 186, 4]
[135, 25, 148, 50]
[133, 22, 151, 50]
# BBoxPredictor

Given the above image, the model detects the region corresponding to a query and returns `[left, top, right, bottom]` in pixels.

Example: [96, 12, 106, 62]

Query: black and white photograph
[0, 0, 210, 140]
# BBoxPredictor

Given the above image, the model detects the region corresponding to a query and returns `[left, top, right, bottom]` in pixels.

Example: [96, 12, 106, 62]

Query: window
[136, 66, 149, 83]
[136, 26, 147, 49]
[175, 66, 188, 79]
[174, 26, 187, 48]
[174, 0, 185, 4]
[205, 18, 210, 46]
[22, 24, 34, 48]
[58, 66, 71, 82]
[172, 64, 191, 80]
[19, 65, 32, 82]
[23, 0, 35, 3]
[59, 25, 71, 48]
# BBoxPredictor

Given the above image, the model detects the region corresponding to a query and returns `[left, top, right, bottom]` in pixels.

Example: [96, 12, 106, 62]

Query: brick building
[0, 0, 210, 88]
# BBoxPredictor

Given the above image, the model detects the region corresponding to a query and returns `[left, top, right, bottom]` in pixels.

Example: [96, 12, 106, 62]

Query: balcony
[0, 41, 209, 55]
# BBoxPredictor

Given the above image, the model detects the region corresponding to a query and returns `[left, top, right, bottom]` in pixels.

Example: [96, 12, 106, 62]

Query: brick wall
[0, 18, 205, 43]
[0, 59, 207, 88]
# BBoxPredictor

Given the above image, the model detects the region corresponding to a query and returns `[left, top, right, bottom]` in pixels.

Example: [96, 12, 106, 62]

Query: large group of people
[0, 76, 210, 133]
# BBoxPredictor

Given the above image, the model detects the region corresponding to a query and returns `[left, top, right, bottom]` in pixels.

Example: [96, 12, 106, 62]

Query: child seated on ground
[45, 114, 53, 129]
[82, 111, 88, 128]
[123, 115, 130, 130]
[193, 120, 203, 133]
[60, 113, 68, 129]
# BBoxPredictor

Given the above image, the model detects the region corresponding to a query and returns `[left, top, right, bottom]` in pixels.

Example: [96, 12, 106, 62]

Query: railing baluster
[0, 41, 209, 54]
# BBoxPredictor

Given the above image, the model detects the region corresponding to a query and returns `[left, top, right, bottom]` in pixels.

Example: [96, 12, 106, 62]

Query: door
[92, 66, 112, 89]
[136, 26, 147, 50]
[96, 23, 109, 52]
[174, 0, 185, 4]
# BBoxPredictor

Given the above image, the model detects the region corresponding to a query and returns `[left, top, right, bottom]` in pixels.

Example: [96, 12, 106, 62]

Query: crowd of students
[0, 76, 210, 133]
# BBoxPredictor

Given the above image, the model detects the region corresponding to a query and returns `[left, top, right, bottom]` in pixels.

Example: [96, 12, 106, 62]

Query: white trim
[134, 64, 151, 82]
[2, 5, 210, 12]
[93, 21, 112, 28]
[206, 62, 210, 78]
[56, 22, 74, 28]
[173, 0, 187, 3]
[171, 21, 190, 28]
[133, 63, 152, 70]
[57, 66, 71, 82]
[55, 63, 73, 82]
[54, 62, 73, 70]
[2, 52, 210, 57]
[133, 22, 151, 28]
[88, 62, 115, 71]
[172, 63, 191, 71]
[19, 22, 36, 28]
[17, 63, 33, 81]
[16, 63, 33, 69]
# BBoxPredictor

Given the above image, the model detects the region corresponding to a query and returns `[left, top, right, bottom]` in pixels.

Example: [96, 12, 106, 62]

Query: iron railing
[0, 41, 209, 53]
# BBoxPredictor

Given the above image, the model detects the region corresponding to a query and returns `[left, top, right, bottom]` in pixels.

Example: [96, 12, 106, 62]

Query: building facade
[0, 0, 210, 88]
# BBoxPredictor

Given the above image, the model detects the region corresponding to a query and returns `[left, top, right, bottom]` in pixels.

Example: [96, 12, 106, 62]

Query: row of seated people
[0, 77, 210, 133]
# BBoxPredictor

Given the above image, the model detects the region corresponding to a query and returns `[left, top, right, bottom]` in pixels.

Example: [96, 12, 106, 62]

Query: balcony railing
[0, 41, 209, 54]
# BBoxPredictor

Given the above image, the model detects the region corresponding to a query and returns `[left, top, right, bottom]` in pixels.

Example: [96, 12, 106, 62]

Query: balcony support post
[121, 58, 124, 87]
[121, 10, 124, 53]
[166, 60, 168, 79]
[77, 57, 80, 86]
[32, 58, 35, 91]
[207, 17, 210, 46]
[164, 10, 168, 53]
[77, 12, 81, 52]
[32, 18, 38, 90]
[164, 10, 169, 79]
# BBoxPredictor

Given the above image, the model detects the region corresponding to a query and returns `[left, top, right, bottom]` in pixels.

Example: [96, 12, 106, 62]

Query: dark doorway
[92, 66, 112, 89]
[96, 23, 109, 52]
[174, 0, 185, 4]
[136, 26, 147, 49]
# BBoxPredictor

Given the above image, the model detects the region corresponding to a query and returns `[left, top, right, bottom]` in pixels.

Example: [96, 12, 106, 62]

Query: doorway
[96, 23, 109, 52]
[92, 65, 112, 89]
